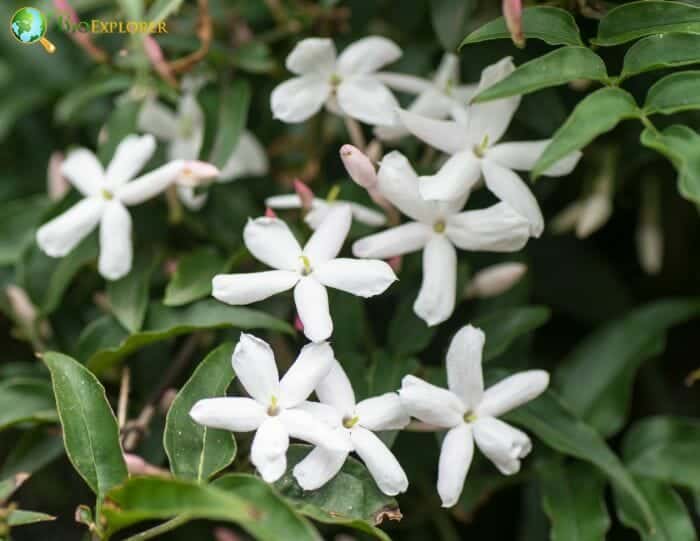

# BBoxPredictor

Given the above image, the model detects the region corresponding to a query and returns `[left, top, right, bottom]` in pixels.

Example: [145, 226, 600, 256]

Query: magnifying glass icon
[10, 7, 56, 54]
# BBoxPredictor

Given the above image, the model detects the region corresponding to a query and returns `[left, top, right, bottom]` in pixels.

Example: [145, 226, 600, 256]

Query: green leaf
[644, 71, 700, 115]
[43, 352, 127, 497]
[555, 299, 700, 437]
[621, 34, 700, 79]
[474, 305, 551, 362]
[107, 252, 158, 333]
[164, 343, 236, 481]
[0, 378, 57, 431]
[209, 80, 252, 169]
[640, 124, 700, 203]
[387, 298, 435, 356]
[163, 248, 228, 307]
[274, 445, 398, 541]
[54, 74, 132, 124]
[0, 88, 47, 142]
[474, 47, 608, 103]
[0, 474, 29, 502]
[7, 509, 55, 526]
[532, 88, 639, 179]
[622, 416, 700, 491]
[430, 0, 478, 51]
[594, 1, 700, 47]
[615, 477, 696, 541]
[460, 7, 582, 48]
[539, 460, 611, 541]
[81, 299, 293, 374]
[0, 195, 51, 265]
[146, 0, 184, 25]
[98, 99, 141, 164]
[0, 428, 64, 478]
[102, 475, 320, 540]
[117, 0, 143, 20]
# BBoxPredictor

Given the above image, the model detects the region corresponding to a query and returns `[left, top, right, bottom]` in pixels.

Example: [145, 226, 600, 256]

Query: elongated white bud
[47, 152, 70, 201]
[340, 144, 378, 189]
[5, 285, 37, 327]
[637, 180, 663, 275]
[176, 161, 220, 187]
[465, 263, 527, 299]
[576, 194, 612, 238]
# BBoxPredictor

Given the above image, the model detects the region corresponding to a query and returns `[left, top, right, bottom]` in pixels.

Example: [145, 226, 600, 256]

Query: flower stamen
[343, 415, 359, 429]
[473, 135, 490, 158]
[101, 189, 114, 200]
[463, 411, 477, 423]
[326, 185, 341, 203]
[267, 396, 280, 416]
[433, 220, 446, 233]
[299, 255, 312, 276]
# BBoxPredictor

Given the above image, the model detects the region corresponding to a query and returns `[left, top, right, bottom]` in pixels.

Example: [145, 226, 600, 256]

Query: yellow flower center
[101, 189, 114, 200]
[326, 185, 341, 203]
[473, 135, 490, 158]
[299, 255, 312, 276]
[267, 396, 280, 416]
[343, 416, 359, 429]
[433, 220, 446, 233]
[463, 411, 477, 423]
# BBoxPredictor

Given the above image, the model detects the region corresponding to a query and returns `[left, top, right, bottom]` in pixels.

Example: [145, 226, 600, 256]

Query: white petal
[434, 53, 460, 89]
[348, 202, 386, 227]
[293, 445, 349, 491]
[446, 325, 485, 411]
[294, 277, 332, 342]
[303, 207, 331, 230]
[294, 401, 344, 427]
[98, 202, 132, 281]
[375, 89, 456, 141]
[452, 83, 479, 104]
[232, 333, 280, 405]
[351, 426, 408, 495]
[36, 197, 103, 257]
[414, 235, 457, 327]
[337, 37, 401, 75]
[281, 408, 351, 452]
[271, 75, 330, 123]
[279, 341, 335, 408]
[375, 72, 433, 94]
[473, 417, 531, 475]
[352, 222, 431, 259]
[467, 58, 520, 146]
[356, 393, 410, 431]
[418, 151, 481, 202]
[477, 370, 549, 418]
[337, 77, 399, 126]
[177, 185, 208, 210]
[486, 141, 582, 176]
[303, 204, 351, 264]
[138, 98, 177, 140]
[106, 134, 156, 188]
[314, 258, 397, 298]
[376, 151, 439, 223]
[480, 159, 544, 237]
[397, 108, 469, 155]
[211, 270, 299, 305]
[189, 397, 265, 432]
[437, 424, 474, 507]
[265, 194, 304, 210]
[445, 202, 531, 252]
[168, 93, 204, 161]
[116, 161, 184, 206]
[61, 149, 104, 196]
[286, 38, 336, 75]
[251, 417, 289, 482]
[243, 216, 302, 271]
[315, 360, 356, 418]
[218, 132, 269, 182]
[398, 375, 464, 427]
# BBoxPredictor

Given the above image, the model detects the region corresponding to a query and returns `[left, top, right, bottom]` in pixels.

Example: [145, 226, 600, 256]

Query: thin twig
[123, 516, 190, 541]
[168, 0, 213, 74]
[343, 115, 367, 151]
[117, 367, 131, 429]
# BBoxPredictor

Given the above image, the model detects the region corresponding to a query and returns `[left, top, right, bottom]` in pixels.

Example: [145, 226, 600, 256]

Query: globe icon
[10, 7, 55, 53]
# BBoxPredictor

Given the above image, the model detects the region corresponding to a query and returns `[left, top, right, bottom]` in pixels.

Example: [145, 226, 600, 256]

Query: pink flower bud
[340, 144, 378, 189]
[265, 208, 277, 218]
[387, 256, 402, 273]
[293, 179, 314, 211]
[177, 161, 220, 187]
[123, 454, 170, 477]
[144, 36, 177, 86]
[214, 528, 242, 541]
[465, 263, 527, 299]
[47, 152, 69, 201]
[163, 258, 179, 277]
[294, 314, 304, 332]
[503, 0, 525, 48]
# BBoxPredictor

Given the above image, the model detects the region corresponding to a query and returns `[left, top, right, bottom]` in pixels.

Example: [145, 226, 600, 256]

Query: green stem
[122, 516, 189, 541]
[638, 113, 659, 134]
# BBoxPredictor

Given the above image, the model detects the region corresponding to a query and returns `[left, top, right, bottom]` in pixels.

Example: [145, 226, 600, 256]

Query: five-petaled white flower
[190, 333, 351, 483]
[271, 36, 402, 126]
[399, 325, 549, 507]
[352, 151, 531, 326]
[265, 193, 386, 230]
[36, 134, 216, 280]
[139, 84, 268, 210]
[212, 205, 397, 342]
[293, 360, 410, 496]
[398, 57, 582, 237]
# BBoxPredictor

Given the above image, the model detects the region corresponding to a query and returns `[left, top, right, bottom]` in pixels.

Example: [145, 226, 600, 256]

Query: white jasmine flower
[265, 193, 386, 229]
[36, 134, 209, 280]
[212, 205, 397, 342]
[398, 57, 582, 237]
[399, 325, 549, 507]
[270, 37, 402, 126]
[139, 88, 268, 210]
[352, 151, 531, 326]
[190, 334, 350, 483]
[292, 360, 410, 496]
[375, 53, 477, 141]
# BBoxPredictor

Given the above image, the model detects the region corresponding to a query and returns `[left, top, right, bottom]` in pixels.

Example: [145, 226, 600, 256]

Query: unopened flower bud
[144, 36, 177, 87]
[340, 144, 378, 189]
[637, 180, 663, 275]
[47, 152, 69, 201]
[503, 0, 525, 48]
[177, 161, 220, 187]
[387, 255, 402, 273]
[123, 453, 170, 477]
[294, 314, 304, 332]
[576, 194, 612, 238]
[465, 263, 527, 299]
[265, 208, 277, 218]
[550, 201, 583, 234]
[214, 528, 242, 541]
[293, 179, 314, 211]
[5, 285, 37, 327]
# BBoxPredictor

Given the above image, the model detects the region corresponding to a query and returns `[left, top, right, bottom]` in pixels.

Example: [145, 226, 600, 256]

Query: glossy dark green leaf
[594, 1, 700, 47]
[80, 299, 293, 374]
[474, 305, 551, 361]
[539, 460, 610, 541]
[621, 34, 700, 79]
[0, 195, 51, 265]
[54, 74, 132, 124]
[209, 80, 251, 169]
[164, 342, 236, 481]
[0, 474, 28, 502]
[102, 475, 320, 540]
[274, 445, 398, 541]
[644, 71, 700, 115]
[387, 298, 435, 356]
[163, 248, 228, 307]
[533, 88, 639, 179]
[43, 352, 127, 496]
[460, 7, 582, 48]
[7, 509, 55, 526]
[107, 252, 158, 333]
[475, 47, 608, 102]
[430, 0, 478, 51]
[555, 299, 700, 437]
[0, 378, 57, 431]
